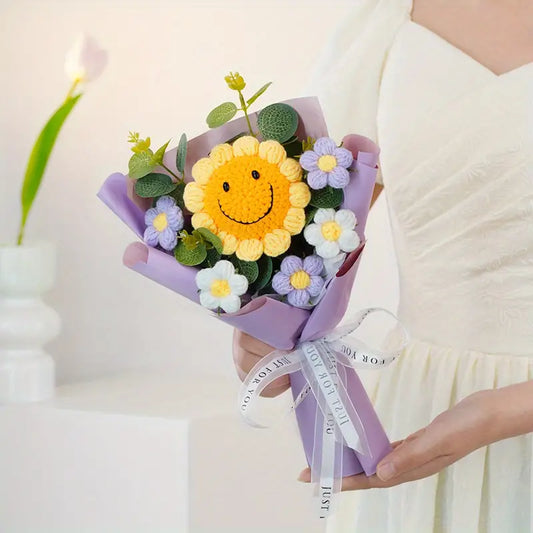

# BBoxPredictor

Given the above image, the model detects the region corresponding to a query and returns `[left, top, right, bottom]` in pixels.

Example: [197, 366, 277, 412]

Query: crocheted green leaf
[230, 256, 259, 284]
[194, 227, 223, 254]
[246, 82, 272, 106]
[206, 102, 238, 128]
[257, 103, 299, 143]
[169, 181, 186, 210]
[128, 150, 156, 179]
[176, 133, 187, 174]
[251, 255, 273, 292]
[200, 247, 222, 268]
[309, 186, 344, 209]
[134, 173, 177, 198]
[305, 206, 318, 226]
[282, 135, 303, 158]
[174, 240, 207, 266]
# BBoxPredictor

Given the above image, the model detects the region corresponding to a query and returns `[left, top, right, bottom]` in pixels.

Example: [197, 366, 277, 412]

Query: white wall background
[0, 0, 398, 385]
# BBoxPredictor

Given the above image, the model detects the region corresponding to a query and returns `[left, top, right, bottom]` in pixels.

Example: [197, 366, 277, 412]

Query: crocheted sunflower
[184, 136, 310, 261]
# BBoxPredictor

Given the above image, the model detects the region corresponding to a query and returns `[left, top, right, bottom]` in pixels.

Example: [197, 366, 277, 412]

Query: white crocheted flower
[196, 260, 248, 313]
[304, 208, 360, 259]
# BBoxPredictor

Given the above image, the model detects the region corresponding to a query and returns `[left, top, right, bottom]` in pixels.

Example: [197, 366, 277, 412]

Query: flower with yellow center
[184, 136, 310, 261]
[196, 260, 248, 313]
[304, 208, 360, 259]
[272, 255, 325, 308]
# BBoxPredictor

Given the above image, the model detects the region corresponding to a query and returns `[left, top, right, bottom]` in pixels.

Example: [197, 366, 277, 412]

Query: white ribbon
[239, 307, 409, 518]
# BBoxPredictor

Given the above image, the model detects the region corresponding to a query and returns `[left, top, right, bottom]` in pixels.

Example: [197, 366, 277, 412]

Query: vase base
[0, 352, 55, 403]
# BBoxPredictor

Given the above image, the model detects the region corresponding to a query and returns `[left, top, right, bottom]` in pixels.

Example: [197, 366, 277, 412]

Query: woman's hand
[232, 329, 290, 398]
[299, 389, 504, 488]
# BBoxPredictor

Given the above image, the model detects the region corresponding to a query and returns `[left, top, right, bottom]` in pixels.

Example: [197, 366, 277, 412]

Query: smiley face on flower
[196, 260, 248, 313]
[184, 136, 311, 262]
[304, 208, 360, 259]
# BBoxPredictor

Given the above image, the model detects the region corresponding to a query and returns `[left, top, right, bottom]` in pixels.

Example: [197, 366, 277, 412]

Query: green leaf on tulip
[176, 133, 187, 174]
[246, 82, 272, 106]
[134, 173, 177, 198]
[128, 150, 156, 179]
[18, 94, 82, 244]
[206, 102, 238, 128]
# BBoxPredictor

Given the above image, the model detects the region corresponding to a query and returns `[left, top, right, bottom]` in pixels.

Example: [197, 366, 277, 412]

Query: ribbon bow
[239, 307, 409, 518]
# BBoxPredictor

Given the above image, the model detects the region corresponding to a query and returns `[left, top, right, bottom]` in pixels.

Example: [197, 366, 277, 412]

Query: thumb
[376, 428, 433, 481]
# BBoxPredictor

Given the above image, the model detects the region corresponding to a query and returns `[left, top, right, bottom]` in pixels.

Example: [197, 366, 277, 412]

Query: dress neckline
[407, 19, 533, 79]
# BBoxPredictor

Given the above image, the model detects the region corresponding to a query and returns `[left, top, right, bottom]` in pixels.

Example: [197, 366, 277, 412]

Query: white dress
[311, 2, 533, 532]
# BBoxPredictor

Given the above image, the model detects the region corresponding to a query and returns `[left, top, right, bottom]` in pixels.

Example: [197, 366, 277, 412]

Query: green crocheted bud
[257, 103, 299, 143]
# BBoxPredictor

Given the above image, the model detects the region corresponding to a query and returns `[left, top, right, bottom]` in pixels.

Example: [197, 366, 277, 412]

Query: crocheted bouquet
[99, 73, 395, 517]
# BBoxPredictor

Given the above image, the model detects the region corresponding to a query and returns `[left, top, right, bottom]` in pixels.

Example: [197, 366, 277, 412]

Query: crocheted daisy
[196, 260, 248, 313]
[304, 208, 360, 259]
[143, 195, 184, 251]
[300, 137, 353, 190]
[184, 136, 311, 262]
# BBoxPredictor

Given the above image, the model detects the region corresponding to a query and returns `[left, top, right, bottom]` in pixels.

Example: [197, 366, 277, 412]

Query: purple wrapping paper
[98, 97, 391, 478]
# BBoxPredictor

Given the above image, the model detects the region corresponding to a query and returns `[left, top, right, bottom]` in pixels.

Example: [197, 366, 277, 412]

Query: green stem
[16, 214, 26, 246]
[64, 78, 80, 103]
[161, 162, 183, 182]
[238, 91, 255, 137]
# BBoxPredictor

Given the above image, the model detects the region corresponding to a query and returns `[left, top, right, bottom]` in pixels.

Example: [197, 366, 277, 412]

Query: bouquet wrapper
[98, 97, 392, 508]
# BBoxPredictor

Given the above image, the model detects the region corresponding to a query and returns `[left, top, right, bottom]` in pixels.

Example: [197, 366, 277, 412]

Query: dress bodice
[377, 20, 533, 355]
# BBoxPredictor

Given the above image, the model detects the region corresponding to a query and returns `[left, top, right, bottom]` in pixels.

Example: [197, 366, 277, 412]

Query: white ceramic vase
[0, 242, 60, 403]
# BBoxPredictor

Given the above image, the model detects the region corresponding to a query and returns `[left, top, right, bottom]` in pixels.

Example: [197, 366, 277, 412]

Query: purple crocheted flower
[144, 195, 184, 251]
[299, 137, 354, 190]
[272, 255, 324, 308]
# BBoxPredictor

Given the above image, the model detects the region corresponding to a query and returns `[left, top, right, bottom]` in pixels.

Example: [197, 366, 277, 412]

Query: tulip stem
[64, 78, 81, 103]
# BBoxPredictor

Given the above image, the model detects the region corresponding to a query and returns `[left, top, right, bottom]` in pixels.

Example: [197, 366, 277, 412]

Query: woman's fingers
[234, 330, 273, 357]
[340, 454, 453, 490]
[232, 329, 290, 396]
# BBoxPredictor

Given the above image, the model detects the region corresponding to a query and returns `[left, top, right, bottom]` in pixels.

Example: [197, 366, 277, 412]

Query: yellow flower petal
[283, 207, 306, 235]
[191, 212, 217, 233]
[209, 144, 234, 168]
[232, 136, 260, 157]
[218, 231, 238, 255]
[289, 182, 311, 208]
[258, 140, 287, 165]
[263, 229, 291, 257]
[191, 157, 215, 185]
[183, 182, 205, 213]
[236, 239, 263, 261]
[280, 158, 303, 182]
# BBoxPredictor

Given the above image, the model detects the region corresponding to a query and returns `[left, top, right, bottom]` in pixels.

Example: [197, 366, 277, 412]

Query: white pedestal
[0, 371, 324, 533]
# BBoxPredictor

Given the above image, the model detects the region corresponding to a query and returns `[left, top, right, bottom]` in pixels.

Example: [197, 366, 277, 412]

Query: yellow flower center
[290, 270, 311, 290]
[211, 279, 231, 298]
[153, 213, 168, 232]
[317, 154, 337, 172]
[321, 221, 342, 241]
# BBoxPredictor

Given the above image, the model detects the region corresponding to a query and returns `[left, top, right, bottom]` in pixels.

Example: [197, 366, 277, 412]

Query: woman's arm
[298, 379, 533, 487]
